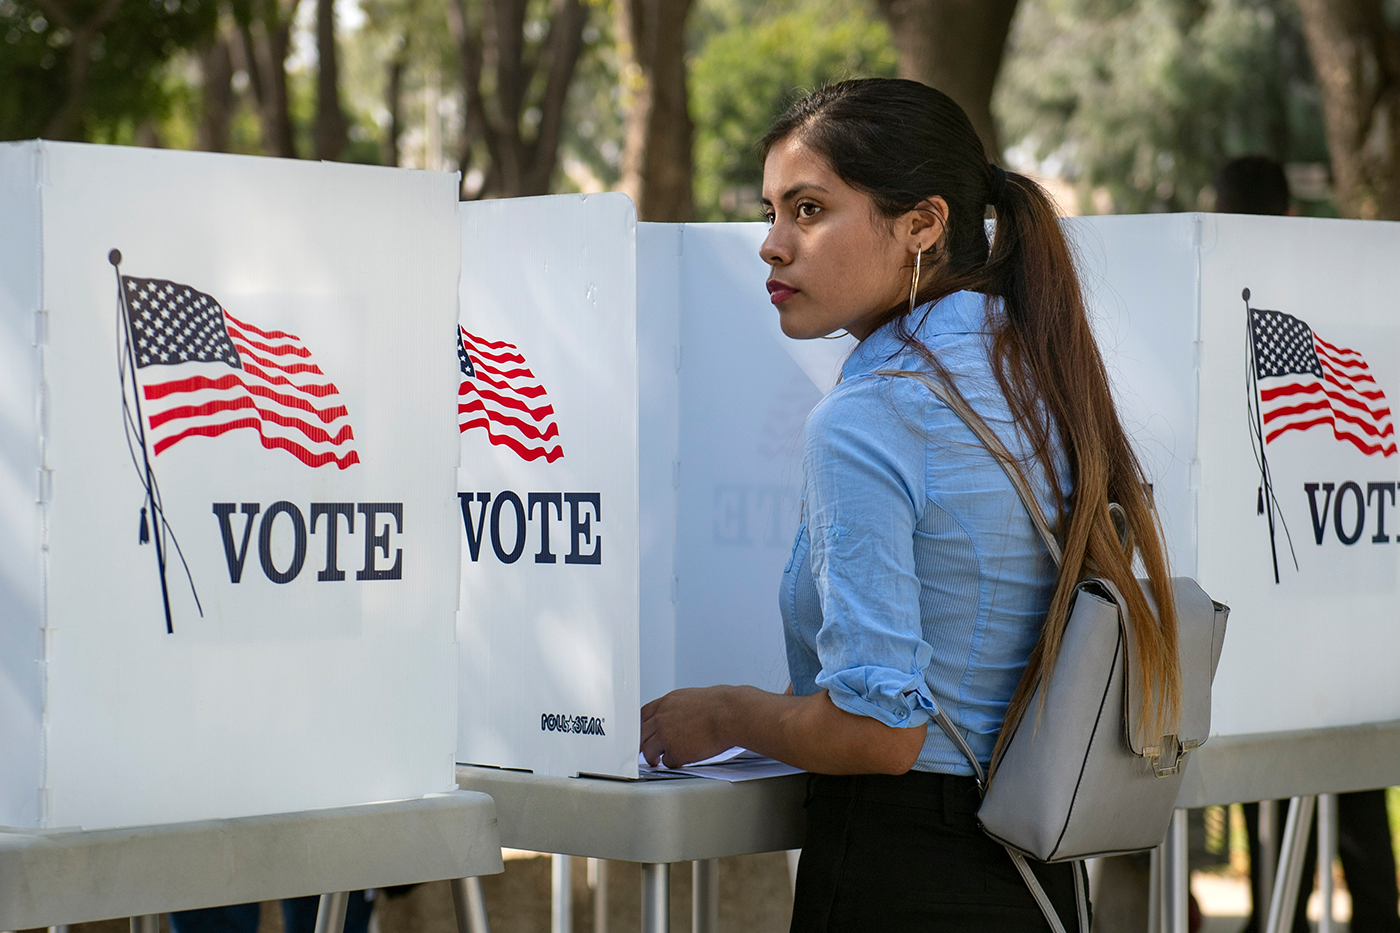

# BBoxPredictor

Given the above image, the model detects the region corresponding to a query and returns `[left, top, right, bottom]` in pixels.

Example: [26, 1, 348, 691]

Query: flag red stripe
[464, 344, 526, 365]
[461, 369, 548, 398]
[1265, 417, 1335, 444]
[144, 374, 348, 423]
[1261, 399, 1330, 423]
[152, 418, 361, 468]
[458, 398, 560, 440]
[1314, 335, 1366, 361]
[468, 357, 539, 382]
[1321, 374, 1390, 412]
[239, 360, 340, 397]
[225, 325, 313, 359]
[234, 341, 326, 376]
[460, 329, 518, 351]
[1317, 349, 1376, 378]
[460, 381, 555, 421]
[458, 417, 563, 462]
[223, 311, 298, 342]
[1259, 381, 1326, 402]
[149, 397, 356, 445]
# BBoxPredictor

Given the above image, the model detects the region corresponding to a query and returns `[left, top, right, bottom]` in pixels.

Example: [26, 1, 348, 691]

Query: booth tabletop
[455, 766, 807, 863]
[1177, 719, 1400, 808]
[0, 791, 503, 930]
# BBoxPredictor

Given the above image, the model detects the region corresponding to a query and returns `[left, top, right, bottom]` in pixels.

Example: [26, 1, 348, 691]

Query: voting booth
[1070, 212, 1400, 739]
[0, 141, 463, 830]
[455, 197, 844, 778]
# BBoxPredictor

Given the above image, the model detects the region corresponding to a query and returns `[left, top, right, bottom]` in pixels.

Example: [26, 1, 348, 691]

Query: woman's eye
[763, 212, 775, 226]
[797, 202, 821, 218]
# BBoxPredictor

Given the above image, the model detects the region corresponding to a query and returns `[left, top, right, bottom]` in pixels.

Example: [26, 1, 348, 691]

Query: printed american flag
[458, 327, 563, 462]
[1250, 307, 1396, 457]
[123, 276, 360, 469]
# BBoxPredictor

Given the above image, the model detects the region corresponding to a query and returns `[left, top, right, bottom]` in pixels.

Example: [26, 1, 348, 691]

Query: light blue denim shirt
[780, 290, 1067, 776]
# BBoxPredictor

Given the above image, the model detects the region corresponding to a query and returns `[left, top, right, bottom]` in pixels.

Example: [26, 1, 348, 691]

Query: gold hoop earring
[908, 248, 923, 315]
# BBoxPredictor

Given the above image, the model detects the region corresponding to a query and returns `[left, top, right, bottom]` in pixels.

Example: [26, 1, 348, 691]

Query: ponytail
[763, 78, 1181, 749]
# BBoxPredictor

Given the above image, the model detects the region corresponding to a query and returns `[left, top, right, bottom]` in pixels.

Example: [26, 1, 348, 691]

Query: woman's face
[760, 135, 933, 341]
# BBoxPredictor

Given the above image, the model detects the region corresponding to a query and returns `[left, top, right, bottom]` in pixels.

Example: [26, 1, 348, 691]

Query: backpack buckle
[1147, 734, 1197, 777]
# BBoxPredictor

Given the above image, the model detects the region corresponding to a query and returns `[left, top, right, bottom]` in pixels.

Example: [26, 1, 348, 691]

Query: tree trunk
[615, 0, 695, 221]
[1296, 0, 1400, 219]
[314, 0, 348, 160]
[382, 46, 407, 167]
[38, 0, 126, 139]
[874, 0, 1019, 161]
[446, 0, 587, 198]
[240, 0, 301, 158]
[199, 27, 235, 152]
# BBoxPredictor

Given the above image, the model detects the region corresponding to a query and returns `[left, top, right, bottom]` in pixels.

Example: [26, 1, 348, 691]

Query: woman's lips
[767, 280, 798, 304]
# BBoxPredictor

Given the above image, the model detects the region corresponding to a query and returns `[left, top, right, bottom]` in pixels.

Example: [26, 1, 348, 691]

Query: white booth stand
[456, 202, 1400, 933]
[0, 142, 484, 928]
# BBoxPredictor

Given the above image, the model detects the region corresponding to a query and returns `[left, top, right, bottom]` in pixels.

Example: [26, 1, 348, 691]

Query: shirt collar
[842, 290, 994, 379]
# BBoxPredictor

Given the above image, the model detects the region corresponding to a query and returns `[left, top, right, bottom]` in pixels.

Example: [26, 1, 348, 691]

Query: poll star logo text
[458, 491, 602, 564]
[541, 713, 607, 736]
[213, 501, 404, 584]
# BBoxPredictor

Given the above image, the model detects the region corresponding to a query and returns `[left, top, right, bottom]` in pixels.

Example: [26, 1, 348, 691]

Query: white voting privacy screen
[0, 141, 462, 830]
[456, 194, 641, 779]
[455, 201, 846, 778]
[1071, 213, 1400, 738]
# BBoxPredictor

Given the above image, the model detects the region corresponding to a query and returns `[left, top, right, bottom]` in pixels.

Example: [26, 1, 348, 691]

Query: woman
[640, 78, 1180, 931]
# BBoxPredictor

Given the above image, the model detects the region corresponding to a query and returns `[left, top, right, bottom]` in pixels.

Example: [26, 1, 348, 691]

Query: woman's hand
[640, 685, 927, 775]
[640, 686, 738, 768]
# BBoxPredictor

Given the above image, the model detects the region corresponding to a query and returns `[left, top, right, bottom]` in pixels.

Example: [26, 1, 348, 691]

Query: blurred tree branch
[445, 0, 587, 197]
[615, 0, 694, 221]
[39, 0, 127, 139]
[875, 0, 1018, 160]
[1296, 0, 1400, 219]
[234, 0, 302, 157]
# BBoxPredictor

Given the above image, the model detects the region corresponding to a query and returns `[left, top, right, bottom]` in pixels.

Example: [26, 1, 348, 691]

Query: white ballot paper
[635, 747, 804, 783]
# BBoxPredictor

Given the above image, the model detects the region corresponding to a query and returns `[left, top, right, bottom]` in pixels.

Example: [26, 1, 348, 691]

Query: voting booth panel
[456, 194, 641, 779]
[455, 201, 848, 778]
[1071, 213, 1400, 738]
[0, 141, 462, 830]
[638, 222, 850, 705]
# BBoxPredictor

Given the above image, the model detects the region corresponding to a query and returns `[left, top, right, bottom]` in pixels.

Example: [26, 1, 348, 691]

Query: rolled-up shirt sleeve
[805, 374, 938, 728]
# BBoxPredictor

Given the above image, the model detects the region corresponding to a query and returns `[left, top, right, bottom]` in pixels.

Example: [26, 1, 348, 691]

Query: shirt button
[897, 709, 908, 720]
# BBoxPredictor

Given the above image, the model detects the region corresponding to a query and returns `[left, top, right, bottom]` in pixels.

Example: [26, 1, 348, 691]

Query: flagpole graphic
[111, 249, 186, 632]
[1242, 288, 1296, 584]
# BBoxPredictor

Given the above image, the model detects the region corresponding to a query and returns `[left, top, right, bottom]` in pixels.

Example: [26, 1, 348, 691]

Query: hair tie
[989, 165, 1008, 206]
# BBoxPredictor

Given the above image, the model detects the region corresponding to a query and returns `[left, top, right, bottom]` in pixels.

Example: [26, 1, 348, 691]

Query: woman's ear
[906, 196, 949, 254]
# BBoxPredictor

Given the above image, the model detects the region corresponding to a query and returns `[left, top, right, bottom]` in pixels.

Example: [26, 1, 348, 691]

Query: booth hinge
[36, 467, 52, 505]
[33, 308, 48, 346]
[672, 459, 680, 489]
[674, 345, 682, 373]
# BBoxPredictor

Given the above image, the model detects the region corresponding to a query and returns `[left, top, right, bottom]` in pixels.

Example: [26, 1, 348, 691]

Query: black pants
[1242, 790, 1400, 933]
[790, 771, 1087, 932]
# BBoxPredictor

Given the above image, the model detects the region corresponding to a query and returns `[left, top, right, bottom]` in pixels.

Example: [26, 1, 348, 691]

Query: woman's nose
[760, 227, 791, 266]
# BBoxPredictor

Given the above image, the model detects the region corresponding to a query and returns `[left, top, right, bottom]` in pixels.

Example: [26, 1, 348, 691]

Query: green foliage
[689, 0, 897, 221]
[996, 0, 1330, 214]
[0, 0, 217, 141]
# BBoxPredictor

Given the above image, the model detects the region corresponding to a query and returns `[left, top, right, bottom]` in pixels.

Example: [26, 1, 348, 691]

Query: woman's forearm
[640, 685, 926, 775]
[722, 686, 926, 774]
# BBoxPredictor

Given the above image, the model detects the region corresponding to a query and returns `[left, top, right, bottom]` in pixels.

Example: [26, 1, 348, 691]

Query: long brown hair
[763, 78, 1181, 749]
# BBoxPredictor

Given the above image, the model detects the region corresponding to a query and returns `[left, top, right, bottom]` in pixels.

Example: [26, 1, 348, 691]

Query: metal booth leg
[1317, 794, 1339, 933]
[1161, 808, 1189, 933]
[313, 893, 350, 933]
[551, 854, 572, 933]
[1264, 795, 1317, 933]
[1258, 799, 1279, 913]
[692, 859, 719, 933]
[450, 877, 491, 933]
[641, 863, 670, 933]
[129, 917, 160, 933]
[1147, 844, 1162, 933]
[588, 858, 609, 933]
